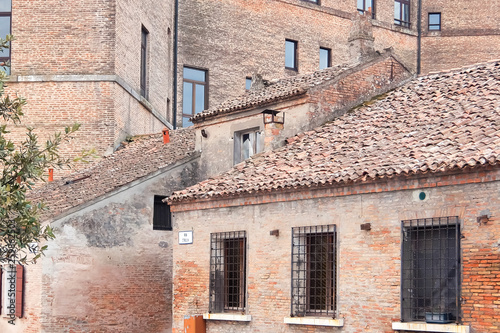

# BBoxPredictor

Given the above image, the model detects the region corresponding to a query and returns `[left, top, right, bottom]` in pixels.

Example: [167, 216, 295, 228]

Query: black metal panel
[153, 195, 172, 231]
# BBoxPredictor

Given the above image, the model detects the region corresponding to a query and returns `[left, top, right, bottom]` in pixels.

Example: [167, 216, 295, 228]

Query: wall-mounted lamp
[477, 209, 492, 225]
[201, 129, 208, 138]
[263, 109, 285, 125]
[270, 229, 279, 237]
[360, 223, 371, 231]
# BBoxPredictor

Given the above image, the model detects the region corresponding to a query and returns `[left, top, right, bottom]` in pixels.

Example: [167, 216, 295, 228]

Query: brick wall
[0, 158, 200, 333]
[4, 0, 173, 177]
[177, 0, 418, 128]
[12, 0, 116, 75]
[171, 168, 500, 332]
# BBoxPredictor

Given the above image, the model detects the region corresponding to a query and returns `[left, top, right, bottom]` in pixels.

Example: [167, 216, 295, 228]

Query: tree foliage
[0, 35, 80, 264]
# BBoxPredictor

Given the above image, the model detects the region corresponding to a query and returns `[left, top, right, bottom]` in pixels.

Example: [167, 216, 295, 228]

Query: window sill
[392, 322, 470, 333]
[284, 317, 344, 327]
[203, 313, 251, 322]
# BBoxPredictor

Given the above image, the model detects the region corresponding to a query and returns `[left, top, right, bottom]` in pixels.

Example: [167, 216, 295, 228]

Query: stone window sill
[392, 322, 470, 333]
[284, 316, 344, 327]
[203, 313, 251, 322]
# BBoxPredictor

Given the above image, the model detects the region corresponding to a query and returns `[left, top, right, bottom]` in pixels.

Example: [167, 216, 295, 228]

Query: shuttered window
[153, 196, 172, 231]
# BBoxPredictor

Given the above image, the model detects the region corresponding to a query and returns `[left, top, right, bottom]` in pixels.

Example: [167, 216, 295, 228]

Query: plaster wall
[0, 157, 201, 333]
[171, 172, 500, 332]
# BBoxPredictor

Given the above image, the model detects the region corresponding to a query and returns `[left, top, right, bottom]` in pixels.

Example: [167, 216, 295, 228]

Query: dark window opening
[153, 195, 172, 231]
[401, 217, 460, 323]
[0, 0, 12, 75]
[394, 0, 410, 28]
[140, 26, 149, 98]
[291, 225, 336, 317]
[182, 66, 207, 127]
[428, 13, 441, 31]
[209, 231, 246, 313]
[285, 39, 298, 71]
[319, 47, 331, 70]
[357, 0, 375, 18]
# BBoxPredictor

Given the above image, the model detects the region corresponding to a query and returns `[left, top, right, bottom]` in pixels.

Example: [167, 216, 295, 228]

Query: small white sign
[179, 231, 193, 245]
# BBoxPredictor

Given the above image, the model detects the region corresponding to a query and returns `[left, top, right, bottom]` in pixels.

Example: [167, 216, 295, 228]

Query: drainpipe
[416, 0, 422, 74]
[172, 0, 179, 129]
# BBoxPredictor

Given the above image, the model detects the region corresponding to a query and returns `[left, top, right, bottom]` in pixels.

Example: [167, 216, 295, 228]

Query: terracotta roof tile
[171, 60, 500, 203]
[191, 59, 365, 122]
[30, 128, 196, 220]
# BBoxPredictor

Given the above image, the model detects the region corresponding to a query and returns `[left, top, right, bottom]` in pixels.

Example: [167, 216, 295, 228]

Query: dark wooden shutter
[15, 265, 23, 318]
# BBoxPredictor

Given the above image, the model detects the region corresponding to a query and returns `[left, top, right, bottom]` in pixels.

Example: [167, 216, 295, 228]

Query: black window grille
[394, 0, 410, 28]
[140, 26, 149, 98]
[401, 217, 461, 323]
[209, 231, 246, 313]
[291, 225, 336, 317]
[153, 195, 172, 230]
[0, 0, 12, 75]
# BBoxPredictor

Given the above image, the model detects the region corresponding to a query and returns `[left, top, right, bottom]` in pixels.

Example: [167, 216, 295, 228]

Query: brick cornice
[170, 166, 500, 212]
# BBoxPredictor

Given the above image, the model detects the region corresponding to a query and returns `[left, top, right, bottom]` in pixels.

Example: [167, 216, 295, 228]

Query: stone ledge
[284, 316, 344, 327]
[202, 313, 251, 322]
[392, 322, 470, 333]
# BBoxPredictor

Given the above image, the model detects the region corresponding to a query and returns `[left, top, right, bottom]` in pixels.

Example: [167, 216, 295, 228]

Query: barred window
[209, 231, 246, 313]
[401, 217, 460, 323]
[291, 225, 336, 317]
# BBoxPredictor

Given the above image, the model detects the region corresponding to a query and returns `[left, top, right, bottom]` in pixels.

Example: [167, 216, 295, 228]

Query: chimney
[262, 109, 285, 151]
[48, 168, 54, 182]
[348, 11, 375, 62]
[250, 73, 265, 90]
[162, 128, 170, 144]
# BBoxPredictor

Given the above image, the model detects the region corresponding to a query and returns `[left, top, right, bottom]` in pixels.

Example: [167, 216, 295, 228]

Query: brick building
[0, 129, 200, 333]
[176, 0, 500, 128]
[4, 0, 174, 174]
[2, 0, 497, 150]
[169, 60, 500, 332]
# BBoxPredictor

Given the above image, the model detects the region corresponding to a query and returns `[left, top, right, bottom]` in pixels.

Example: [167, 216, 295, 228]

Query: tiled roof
[171, 60, 500, 203]
[30, 128, 196, 220]
[191, 60, 361, 122]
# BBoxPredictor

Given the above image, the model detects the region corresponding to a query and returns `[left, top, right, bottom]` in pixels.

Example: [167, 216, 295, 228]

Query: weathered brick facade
[6, 0, 173, 176]
[0, 130, 200, 333]
[171, 169, 500, 333]
[176, 0, 500, 127]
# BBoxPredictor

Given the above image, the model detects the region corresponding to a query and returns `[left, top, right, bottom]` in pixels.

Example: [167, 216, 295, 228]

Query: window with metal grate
[291, 224, 337, 317]
[401, 217, 461, 323]
[209, 231, 246, 313]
